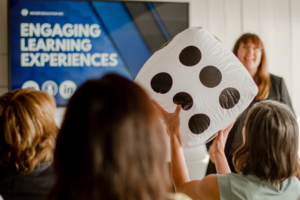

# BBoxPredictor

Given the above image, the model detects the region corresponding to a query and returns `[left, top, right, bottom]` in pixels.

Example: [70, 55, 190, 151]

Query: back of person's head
[0, 88, 58, 174]
[50, 74, 170, 200]
[233, 100, 299, 185]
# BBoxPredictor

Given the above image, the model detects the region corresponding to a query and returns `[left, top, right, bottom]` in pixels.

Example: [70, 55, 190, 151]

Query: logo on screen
[59, 80, 77, 99]
[21, 9, 29, 17]
[42, 81, 58, 96]
[22, 80, 40, 90]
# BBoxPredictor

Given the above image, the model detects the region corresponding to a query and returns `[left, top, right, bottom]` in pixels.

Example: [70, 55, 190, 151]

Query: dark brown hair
[49, 74, 170, 200]
[233, 100, 299, 186]
[233, 33, 270, 100]
[0, 89, 58, 174]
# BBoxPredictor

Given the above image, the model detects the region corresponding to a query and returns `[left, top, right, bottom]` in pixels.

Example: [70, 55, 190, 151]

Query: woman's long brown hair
[49, 74, 171, 200]
[233, 33, 270, 100]
[233, 101, 299, 186]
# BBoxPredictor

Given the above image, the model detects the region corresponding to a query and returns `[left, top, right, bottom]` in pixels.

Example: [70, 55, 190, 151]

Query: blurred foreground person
[154, 100, 300, 200]
[48, 74, 190, 200]
[0, 89, 58, 200]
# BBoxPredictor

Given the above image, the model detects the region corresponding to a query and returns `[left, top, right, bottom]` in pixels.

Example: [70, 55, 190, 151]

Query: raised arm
[152, 101, 221, 200]
[152, 101, 189, 186]
[211, 126, 234, 175]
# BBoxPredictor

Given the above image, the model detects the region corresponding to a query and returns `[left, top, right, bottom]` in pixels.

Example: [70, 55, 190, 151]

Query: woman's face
[237, 40, 262, 77]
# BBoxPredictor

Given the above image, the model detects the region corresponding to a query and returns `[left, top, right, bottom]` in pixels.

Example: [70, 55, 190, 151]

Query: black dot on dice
[150, 72, 173, 94]
[188, 114, 210, 134]
[199, 66, 222, 88]
[179, 46, 201, 66]
[219, 88, 240, 109]
[173, 92, 193, 110]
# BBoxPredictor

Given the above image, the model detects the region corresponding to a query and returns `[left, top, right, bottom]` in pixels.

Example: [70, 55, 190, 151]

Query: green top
[168, 193, 191, 200]
[217, 173, 300, 200]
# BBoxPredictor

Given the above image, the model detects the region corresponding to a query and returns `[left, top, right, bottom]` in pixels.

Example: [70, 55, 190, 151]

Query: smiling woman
[236, 41, 262, 76]
[206, 33, 295, 175]
[233, 33, 269, 101]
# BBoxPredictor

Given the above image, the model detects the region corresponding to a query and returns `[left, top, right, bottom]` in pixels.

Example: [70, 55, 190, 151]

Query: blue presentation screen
[9, 0, 189, 105]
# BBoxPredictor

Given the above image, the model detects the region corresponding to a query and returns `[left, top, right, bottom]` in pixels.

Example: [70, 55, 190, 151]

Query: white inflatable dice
[135, 27, 258, 148]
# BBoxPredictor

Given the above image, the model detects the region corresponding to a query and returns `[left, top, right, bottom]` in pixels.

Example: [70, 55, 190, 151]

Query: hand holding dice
[152, 100, 182, 143]
[209, 122, 235, 163]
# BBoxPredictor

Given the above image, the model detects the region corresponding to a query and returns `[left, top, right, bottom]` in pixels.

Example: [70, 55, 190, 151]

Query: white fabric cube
[135, 27, 258, 148]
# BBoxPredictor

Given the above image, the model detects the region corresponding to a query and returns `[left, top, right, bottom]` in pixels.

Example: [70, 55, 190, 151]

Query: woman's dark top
[206, 74, 294, 175]
[0, 162, 54, 200]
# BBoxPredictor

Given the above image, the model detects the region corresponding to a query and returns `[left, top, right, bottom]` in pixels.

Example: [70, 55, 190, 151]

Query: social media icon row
[22, 80, 77, 99]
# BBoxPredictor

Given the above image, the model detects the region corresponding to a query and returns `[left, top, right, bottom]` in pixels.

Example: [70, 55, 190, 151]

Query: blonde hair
[233, 33, 270, 100]
[0, 89, 58, 174]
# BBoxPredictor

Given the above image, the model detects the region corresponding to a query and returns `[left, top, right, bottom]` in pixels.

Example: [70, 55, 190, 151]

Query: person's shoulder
[216, 172, 251, 183]
[28, 162, 54, 181]
[168, 193, 192, 200]
[289, 176, 300, 187]
[281, 177, 300, 197]
[0, 165, 17, 182]
[216, 172, 237, 178]
[269, 73, 284, 83]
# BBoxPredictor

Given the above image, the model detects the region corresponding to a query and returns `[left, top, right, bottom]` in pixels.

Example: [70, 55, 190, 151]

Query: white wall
[1, 0, 300, 180]
[190, 0, 300, 117]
